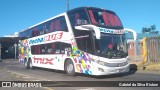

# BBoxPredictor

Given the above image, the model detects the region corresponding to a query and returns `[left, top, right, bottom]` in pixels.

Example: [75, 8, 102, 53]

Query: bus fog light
[98, 67, 104, 72]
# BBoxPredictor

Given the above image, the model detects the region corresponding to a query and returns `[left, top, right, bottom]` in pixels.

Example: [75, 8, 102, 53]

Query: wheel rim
[67, 64, 73, 73]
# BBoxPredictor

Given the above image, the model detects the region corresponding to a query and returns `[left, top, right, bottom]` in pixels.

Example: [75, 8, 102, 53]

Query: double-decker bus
[18, 7, 130, 76]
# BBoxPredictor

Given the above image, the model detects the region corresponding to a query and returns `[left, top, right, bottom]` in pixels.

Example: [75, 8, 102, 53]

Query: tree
[142, 25, 159, 34]
[142, 27, 147, 33]
[142, 27, 151, 33]
[151, 25, 156, 30]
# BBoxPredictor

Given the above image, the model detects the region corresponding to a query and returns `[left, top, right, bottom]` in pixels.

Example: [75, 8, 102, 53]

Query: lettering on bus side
[44, 32, 63, 41]
[28, 32, 63, 45]
[114, 30, 124, 34]
[33, 56, 54, 65]
[99, 27, 124, 34]
[99, 28, 114, 34]
[29, 38, 44, 45]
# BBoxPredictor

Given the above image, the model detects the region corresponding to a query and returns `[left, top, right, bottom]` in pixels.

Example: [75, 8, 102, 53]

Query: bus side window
[68, 9, 89, 26]
[50, 16, 68, 32]
[76, 31, 93, 53]
[39, 30, 45, 35]
[43, 24, 49, 34]
[31, 43, 71, 55]
[31, 46, 35, 54]
[60, 43, 71, 54]
[31, 45, 40, 54]
[50, 20, 55, 32]
[40, 45, 46, 54]
[35, 46, 40, 54]
[55, 20, 60, 31]
[47, 48, 52, 54]
[46, 44, 54, 54]
[32, 29, 39, 37]
[55, 43, 61, 54]
[60, 18, 68, 32]
[75, 13, 80, 25]
[51, 44, 55, 54]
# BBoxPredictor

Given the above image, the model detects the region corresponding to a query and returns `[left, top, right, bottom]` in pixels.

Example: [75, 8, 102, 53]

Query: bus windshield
[67, 7, 127, 58]
[87, 9, 123, 28]
[95, 33, 127, 58]
[68, 7, 123, 29]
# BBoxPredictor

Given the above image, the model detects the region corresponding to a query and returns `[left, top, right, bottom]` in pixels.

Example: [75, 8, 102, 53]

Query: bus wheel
[28, 59, 34, 69]
[65, 60, 75, 76]
[24, 59, 29, 69]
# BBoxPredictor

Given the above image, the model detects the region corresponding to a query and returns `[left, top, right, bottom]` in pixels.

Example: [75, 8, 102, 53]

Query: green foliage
[142, 25, 159, 34]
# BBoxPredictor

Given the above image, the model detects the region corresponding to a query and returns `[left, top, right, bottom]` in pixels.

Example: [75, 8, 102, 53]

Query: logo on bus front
[99, 28, 123, 34]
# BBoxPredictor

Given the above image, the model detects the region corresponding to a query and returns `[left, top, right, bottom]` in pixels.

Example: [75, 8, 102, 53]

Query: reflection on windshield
[88, 9, 123, 28]
[96, 34, 127, 58]
[98, 34, 123, 52]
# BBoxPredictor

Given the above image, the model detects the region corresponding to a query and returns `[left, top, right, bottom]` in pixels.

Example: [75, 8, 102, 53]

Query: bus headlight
[97, 60, 108, 66]
[91, 59, 108, 66]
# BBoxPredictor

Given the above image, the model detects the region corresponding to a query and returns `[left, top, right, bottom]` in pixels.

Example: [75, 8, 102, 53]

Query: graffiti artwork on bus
[19, 39, 30, 63]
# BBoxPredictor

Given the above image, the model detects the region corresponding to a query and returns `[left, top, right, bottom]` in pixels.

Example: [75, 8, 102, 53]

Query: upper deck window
[68, 7, 123, 29]
[50, 16, 68, 32]
[88, 9, 123, 28]
[68, 9, 89, 26]
[19, 16, 68, 38]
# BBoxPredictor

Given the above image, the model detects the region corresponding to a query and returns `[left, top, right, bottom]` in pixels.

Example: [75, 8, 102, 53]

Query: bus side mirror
[75, 25, 101, 39]
[75, 26, 89, 30]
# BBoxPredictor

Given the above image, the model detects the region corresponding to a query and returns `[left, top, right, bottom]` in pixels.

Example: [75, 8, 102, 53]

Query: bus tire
[28, 59, 34, 69]
[65, 60, 75, 76]
[24, 59, 29, 69]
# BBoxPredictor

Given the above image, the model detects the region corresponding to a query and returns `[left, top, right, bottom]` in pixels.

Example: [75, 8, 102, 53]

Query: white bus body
[19, 7, 130, 76]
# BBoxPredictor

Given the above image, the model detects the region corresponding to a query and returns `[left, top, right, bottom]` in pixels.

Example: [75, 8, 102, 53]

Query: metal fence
[145, 37, 160, 63]
[140, 37, 160, 64]
[128, 37, 160, 63]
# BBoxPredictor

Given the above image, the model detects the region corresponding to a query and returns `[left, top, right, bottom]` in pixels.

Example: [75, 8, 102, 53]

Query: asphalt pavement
[0, 59, 160, 90]
[0, 59, 50, 90]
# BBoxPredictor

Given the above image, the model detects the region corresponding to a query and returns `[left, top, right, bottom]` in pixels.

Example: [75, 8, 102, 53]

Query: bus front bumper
[91, 63, 130, 76]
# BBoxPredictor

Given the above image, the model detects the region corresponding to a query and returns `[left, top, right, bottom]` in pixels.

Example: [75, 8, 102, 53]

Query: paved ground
[0, 59, 160, 90]
[0, 59, 50, 90]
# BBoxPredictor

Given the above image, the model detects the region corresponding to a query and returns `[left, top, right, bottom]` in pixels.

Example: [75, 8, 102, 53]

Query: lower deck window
[31, 42, 71, 55]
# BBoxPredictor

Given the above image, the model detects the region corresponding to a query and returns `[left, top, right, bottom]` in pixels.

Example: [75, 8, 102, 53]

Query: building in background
[0, 32, 19, 59]
[125, 33, 160, 60]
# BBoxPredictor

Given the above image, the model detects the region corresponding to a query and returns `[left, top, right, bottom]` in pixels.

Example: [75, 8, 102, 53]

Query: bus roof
[19, 6, 113, 33]
[67, 6, 113, 13]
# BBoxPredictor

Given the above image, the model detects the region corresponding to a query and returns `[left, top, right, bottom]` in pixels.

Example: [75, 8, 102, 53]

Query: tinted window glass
[75, 30, 93, 53]
[68, 9, 89, 27]
[50, 16, 68, 32]
[31, 42, 71, 55]
[88, 9, 123, 28]
[21, 16, 68, 38]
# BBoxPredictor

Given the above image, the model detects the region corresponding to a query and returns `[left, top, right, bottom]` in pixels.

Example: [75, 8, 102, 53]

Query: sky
[0, 0, 160, 37]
